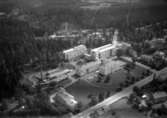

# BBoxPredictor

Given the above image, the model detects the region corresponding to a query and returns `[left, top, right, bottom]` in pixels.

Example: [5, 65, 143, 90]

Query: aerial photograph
[0, 0, 167, 118]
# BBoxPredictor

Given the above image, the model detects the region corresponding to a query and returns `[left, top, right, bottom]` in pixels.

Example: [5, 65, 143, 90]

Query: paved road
[26, 67, 99, 89]
[73, 59, 167, 118]
[72, 73, 154, 118]
[72, 57, 162, 118]
[25, 56, 164, 118]
[26, 69, 76, 87]
[64, 70, 98, 88]
[120, 56, 156, 73]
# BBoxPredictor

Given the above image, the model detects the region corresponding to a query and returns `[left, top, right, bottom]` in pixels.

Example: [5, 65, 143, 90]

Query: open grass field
[102, 98, 147, 118]
[66, 59, 147, 108]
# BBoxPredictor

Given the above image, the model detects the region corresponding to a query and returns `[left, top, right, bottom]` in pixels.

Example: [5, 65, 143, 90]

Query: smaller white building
[76, 61, 101, 76]
[50, 88, 78, 110]
[45, 69, 74, 82]
[99, 59, 125, 75]
[149, 38, 166, 49]
[63, 45, 87, 61]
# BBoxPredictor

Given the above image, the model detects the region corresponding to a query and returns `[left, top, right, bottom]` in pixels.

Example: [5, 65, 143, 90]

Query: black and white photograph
[0, 0, 167, 118]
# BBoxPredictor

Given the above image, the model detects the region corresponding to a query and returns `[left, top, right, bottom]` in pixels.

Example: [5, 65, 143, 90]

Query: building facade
[63, 45, 87, 61]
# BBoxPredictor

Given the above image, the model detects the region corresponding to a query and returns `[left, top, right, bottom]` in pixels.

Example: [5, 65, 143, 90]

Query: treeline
[0, 17, 36, 99]
[0, 16, 82, 99]
[2, 0, 167, 33]
[3, 1, 167, 36]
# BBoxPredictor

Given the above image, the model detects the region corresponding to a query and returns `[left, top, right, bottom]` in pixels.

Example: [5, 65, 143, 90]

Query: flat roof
[63, 45, 86, 54]
[47, 69, 72, 78]
[91, 44, 112, 52]
[99, 45, 115, 53]
[63, 48, 74, 54]
[57, 91, 78, 105]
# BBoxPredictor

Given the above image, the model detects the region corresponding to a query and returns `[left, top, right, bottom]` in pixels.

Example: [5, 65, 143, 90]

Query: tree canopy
[0, 17, 35, 99]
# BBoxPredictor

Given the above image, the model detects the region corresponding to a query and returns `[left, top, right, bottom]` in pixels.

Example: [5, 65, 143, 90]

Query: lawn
[66, 59, 147, 109]
[67, 79, 114, 107]
[101, 98, 147, 118]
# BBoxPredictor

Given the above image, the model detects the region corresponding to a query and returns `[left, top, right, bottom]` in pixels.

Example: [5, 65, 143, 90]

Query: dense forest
[0, 17, 35, 99]
[1, 0, 167, 32]
[0, 17, 77, 100]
